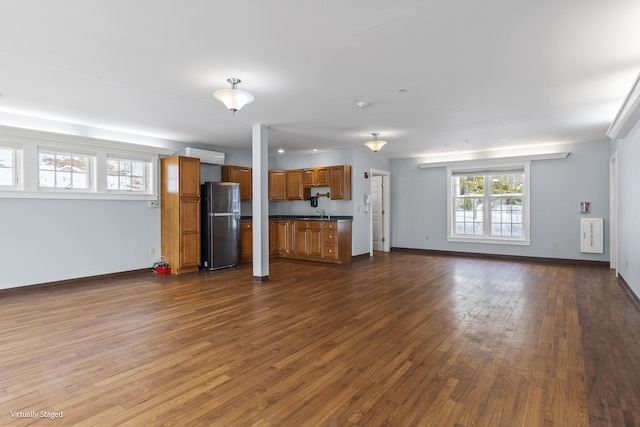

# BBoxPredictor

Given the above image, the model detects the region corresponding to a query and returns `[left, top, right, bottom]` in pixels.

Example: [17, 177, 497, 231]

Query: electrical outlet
[553, 241, 559, 248]
[150, 247, 155, 255]
[425, 234, 429, 240]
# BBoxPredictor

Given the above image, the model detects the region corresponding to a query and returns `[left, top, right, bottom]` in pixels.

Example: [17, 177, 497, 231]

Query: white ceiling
[1, 1, 639, 159]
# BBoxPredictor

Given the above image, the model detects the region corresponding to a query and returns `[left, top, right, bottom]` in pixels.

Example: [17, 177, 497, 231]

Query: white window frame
[0, 126, 173, 200]
[0, 142, 21, 190]
[447, 161, 531, 245]
[106, 155, 152, 193]
[37, 147, 95, 192]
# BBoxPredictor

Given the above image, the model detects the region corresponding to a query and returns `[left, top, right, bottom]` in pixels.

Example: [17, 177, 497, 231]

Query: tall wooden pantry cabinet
[160, 156, 201, 274]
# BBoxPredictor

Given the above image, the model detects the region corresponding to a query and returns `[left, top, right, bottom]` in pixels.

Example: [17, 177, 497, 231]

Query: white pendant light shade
[214, 78, 254, 115]
[364, 132, 388, 152]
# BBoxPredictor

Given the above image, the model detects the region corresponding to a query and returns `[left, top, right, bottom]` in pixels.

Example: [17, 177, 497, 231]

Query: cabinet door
[286, 170, 304, 200]
[303, 169, 316, 188]
[269, 220, 279, 256]
[180, 197, 201, 267]
[222, 166, 252, 200]
[329, 165, 351, 200]
[179, 157, 201, 198]
[308, 222, 323, 257]
[315, 167, 329, 187]
[240, 221, 252, 262]
[303, 167, 329, 188]
[294, 221, 309, 255]
[269, 170, 287, 201]
[277, 221, 292, 255]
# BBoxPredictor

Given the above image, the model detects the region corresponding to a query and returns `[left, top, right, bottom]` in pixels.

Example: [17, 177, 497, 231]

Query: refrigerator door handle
[211, 212, 235, 217]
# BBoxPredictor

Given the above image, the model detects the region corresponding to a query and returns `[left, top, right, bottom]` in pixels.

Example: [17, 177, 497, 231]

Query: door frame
[369, 168, 391, 256]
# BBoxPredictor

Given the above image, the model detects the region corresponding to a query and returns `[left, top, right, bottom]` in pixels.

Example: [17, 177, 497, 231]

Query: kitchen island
[240, 215, 353, 264]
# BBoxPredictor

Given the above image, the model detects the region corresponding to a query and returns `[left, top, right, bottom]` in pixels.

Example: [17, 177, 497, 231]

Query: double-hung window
[447, 162, 530, 245]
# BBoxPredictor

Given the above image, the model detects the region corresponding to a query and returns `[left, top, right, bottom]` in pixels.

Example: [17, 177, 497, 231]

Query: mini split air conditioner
[185, 147, 225, 165]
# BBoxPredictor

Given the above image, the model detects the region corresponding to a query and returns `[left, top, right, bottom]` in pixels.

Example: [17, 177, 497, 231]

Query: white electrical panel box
[581, 218, 604, 253]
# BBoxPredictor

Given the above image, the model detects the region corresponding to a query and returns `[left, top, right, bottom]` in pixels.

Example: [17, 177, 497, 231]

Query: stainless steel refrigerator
[201, 182, 241, 270]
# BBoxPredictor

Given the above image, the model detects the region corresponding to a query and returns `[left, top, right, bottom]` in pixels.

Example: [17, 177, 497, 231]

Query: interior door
[371, 175, 383, 251]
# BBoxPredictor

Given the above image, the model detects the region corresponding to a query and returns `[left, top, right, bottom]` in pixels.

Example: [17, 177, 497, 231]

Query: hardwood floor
[0, 252, 638, 426]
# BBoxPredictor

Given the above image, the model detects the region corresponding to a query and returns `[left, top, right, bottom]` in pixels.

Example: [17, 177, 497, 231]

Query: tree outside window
[450, 167, 528, 243]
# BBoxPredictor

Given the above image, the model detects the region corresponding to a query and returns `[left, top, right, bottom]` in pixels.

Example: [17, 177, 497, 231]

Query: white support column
[252, 124, 269, 281]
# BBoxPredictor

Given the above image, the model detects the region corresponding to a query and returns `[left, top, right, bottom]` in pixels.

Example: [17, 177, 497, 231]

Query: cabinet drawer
[241, 221, 252, 230]
[323, 231, 336, 243]
[322, 221, 337, 229]
[323, 243, 338, 259]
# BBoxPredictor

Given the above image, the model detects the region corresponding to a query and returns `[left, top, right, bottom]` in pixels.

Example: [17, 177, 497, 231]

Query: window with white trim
[0, 146, 17, 187]
[38, 149, 92, 190]
[447, 162, 530, 245]
[0, 126, 172, 200]
[107, 156, 150, 192]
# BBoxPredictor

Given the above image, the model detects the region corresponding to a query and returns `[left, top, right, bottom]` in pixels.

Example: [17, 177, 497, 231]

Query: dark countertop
[241, 215, 353, 222]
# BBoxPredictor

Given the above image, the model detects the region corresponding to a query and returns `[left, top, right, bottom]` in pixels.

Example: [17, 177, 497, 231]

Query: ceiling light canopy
[364, 132, 387, 152]
[213, 78, 254, 116]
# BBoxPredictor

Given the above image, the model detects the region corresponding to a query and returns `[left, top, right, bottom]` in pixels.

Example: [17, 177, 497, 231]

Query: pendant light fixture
[213, 78, 254, 116]
[364, 132, 388, 152]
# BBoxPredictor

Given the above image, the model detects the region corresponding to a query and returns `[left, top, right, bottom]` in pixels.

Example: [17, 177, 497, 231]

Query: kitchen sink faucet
[315, 208, 325, 219]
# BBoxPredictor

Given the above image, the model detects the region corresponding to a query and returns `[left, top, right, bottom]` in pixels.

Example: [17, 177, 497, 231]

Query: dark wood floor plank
[0, 253, 638, 426]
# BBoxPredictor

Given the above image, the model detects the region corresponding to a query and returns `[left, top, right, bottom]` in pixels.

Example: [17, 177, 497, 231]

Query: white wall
[391, 140, 611, 262]
[352, 149, 392, 255]
[0, 198, 160, 289]
[613, 121, 640, 297]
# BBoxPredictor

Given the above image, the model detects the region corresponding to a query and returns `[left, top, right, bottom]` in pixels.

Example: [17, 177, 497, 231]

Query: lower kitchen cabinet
[241, 219, 352, 264]
[293, 221, 323, 257]
[240, 221, 252, 263]
[269, 220, 279, 256]
[240, 220, 289, 263]
[285, 220, 351, 263]
[277, 220, 293, 256]
[321, 221, 351, 263]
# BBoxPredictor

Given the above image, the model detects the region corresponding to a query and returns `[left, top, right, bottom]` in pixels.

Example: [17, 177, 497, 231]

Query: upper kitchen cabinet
[304, 167, 329, 188]
[269, 170, 287, 201]
[329, 165, 351, 200]
[286, 169, 305, 200]
[221, 165, 252, 200]
[160, 156, 201, 274]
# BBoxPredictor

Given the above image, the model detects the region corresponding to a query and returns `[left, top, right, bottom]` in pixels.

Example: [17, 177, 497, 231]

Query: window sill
[447, 236, 531, 246]
[0, 190, 158, 201]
